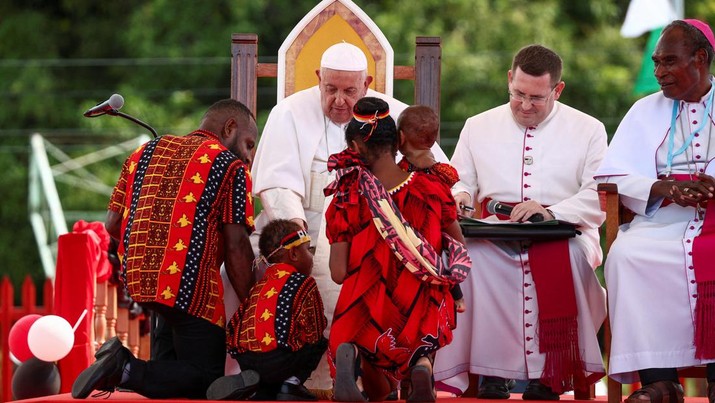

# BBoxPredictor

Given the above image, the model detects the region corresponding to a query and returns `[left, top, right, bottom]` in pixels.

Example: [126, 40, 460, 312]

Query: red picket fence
[0, 275, 54, 402]
[0, 272, 149, 402]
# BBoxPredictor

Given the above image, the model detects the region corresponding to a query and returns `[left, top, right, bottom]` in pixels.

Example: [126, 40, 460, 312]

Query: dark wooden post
[414, 36, 442, 122]
[231, 34, 259, 115]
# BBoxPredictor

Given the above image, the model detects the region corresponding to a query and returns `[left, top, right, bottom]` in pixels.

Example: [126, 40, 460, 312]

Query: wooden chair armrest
[597, 183, 620, 254]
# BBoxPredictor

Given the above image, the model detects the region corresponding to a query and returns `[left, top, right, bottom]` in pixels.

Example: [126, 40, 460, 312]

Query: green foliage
[370, 0, 648, 139]
[1, 0, 714, 290]
[0, 137, 44, 289]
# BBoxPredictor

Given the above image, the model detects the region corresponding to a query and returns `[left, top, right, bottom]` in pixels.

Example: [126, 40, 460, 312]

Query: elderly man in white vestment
[595, 19, 715, 403]
[249, 42, 447, 392]
[433, 44, 607, 400]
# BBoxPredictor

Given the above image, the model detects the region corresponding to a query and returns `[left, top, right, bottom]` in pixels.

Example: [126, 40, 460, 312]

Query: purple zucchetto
[683, 19, 715, 49]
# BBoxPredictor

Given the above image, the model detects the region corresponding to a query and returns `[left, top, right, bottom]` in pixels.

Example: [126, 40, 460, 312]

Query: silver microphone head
[486, 199, 500, 215]
[108, 94, 124, 110]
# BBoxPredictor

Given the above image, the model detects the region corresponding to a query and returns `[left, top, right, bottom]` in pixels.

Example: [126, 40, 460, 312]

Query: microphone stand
[104, 109, 158, 138]
[88, 105, 158, 356]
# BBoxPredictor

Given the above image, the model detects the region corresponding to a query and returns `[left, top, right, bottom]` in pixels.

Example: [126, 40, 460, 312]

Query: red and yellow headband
[253, 229, 312, 277]
[353, 109, 390, 142]
[279, 230, 311, 250]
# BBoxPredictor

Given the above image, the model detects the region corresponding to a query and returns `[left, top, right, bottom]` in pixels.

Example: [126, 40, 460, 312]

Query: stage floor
[14, 391, 602, 402]
[13, 379, 713, 403]
[12, 391, 712, 403]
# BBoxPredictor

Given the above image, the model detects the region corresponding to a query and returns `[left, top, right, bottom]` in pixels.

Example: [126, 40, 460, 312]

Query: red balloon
[9, 314, 42, 362]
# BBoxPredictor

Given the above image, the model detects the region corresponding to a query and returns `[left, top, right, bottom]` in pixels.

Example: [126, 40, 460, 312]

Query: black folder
[459, 217, 579, 241]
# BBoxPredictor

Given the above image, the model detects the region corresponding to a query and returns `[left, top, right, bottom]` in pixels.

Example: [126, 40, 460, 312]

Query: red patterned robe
[326, 170, 458, 379]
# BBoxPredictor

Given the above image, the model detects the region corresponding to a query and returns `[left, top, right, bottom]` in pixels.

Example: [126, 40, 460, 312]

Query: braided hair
[345, 97, 398, 158]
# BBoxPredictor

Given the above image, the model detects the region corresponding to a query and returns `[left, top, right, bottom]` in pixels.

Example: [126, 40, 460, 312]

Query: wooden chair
[597, 183, 708, 403]
[230, 0, 442, 121]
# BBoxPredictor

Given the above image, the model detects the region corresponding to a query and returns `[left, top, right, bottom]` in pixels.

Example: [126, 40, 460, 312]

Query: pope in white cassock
[433, 44, 607, 400]
[248, 42, 447, 392]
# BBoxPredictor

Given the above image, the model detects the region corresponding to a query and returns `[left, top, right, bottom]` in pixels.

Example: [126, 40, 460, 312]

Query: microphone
[486, 199, 544, 223]
[84, 94, 124, 117]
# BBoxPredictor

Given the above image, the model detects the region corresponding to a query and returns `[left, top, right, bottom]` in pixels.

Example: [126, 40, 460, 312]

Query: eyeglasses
[508, 87, 556, 106]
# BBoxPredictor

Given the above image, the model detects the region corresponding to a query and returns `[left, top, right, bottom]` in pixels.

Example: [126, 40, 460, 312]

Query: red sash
[480, 198, 585, 393]
[693, 199, 715, 359]
[661, 174, 715, 359]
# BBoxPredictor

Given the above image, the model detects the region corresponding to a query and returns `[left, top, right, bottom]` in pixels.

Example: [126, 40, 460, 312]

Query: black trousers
[236, 338, 328, 397]
[123, 302, 226, 399]
[639, 363, 715, 385]
[150, 310, 177, 361]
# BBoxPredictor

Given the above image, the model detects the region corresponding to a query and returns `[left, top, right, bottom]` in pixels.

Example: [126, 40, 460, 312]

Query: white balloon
[27, 315, 75, 362]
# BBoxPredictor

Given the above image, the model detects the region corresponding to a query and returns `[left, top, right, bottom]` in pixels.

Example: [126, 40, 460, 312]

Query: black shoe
[71, 340, 131, 398]
[94, 337, 122, 359]
[477, 376, 516, 399]
[386, 389, 399, 401]
[206, 370, 260, 400]
[276, 383, 317, 401]
[522, 380, 560, 401]
[407, 365, 436, 403]
[334, 343, 367, 402]
[249, 386, 278, 401]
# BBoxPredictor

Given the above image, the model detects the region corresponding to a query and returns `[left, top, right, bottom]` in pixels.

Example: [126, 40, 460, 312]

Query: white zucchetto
[320, 42, 368, 72]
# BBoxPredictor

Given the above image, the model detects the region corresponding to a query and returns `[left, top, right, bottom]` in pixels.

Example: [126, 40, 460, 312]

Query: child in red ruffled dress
[397, 104, 466, 313]
[325, 97, 471, 402]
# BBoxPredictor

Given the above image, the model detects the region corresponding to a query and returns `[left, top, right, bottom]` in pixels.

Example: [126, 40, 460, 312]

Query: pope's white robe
[434, 102, 607, 389]
[595, 88, 715, 384]
[246, 85, 447, 389]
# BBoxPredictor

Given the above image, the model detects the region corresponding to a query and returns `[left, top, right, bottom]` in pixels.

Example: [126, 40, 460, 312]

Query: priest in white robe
[595, 20, 715, 401]
[434, 44, 607, 400]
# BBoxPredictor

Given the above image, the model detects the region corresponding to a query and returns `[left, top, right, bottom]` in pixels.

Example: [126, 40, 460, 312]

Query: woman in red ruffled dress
[325, 97, 471, 402]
